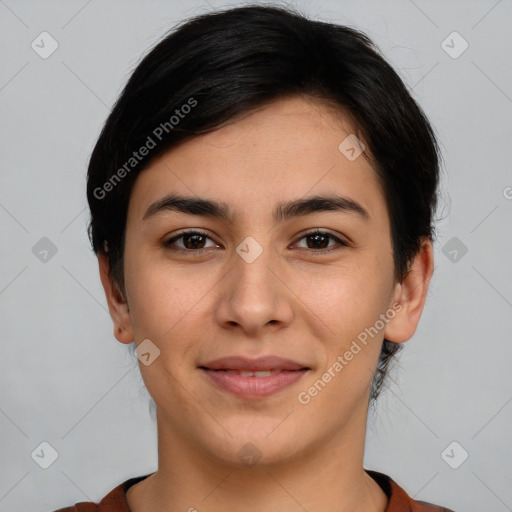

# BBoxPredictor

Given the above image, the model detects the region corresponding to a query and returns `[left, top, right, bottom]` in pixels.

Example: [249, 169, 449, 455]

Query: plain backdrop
[1, 1, 511, 511]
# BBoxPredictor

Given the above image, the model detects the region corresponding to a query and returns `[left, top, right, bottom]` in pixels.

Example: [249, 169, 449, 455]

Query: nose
[214, 238, 295, 336]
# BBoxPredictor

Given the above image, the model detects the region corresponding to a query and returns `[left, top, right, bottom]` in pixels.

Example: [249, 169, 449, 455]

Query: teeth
[224, 369, 281, 377]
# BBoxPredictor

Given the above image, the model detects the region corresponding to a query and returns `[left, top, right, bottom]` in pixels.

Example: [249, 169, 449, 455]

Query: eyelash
[163, 229, 348, 255]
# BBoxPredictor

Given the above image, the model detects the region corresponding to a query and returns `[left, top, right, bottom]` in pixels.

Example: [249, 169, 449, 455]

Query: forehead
[127, 95, 387, 227]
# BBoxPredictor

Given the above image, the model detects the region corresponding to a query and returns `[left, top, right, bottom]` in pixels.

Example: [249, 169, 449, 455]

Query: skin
[99, 94, 434, 512]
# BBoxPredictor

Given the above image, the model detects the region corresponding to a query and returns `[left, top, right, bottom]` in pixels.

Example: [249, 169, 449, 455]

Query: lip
[198, 355, 310, 399]
[200, 368, 309, 398]
[199, 355, 309, 372]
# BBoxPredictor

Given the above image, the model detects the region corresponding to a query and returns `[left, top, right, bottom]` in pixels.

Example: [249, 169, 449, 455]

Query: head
[88, 4, 440, 464]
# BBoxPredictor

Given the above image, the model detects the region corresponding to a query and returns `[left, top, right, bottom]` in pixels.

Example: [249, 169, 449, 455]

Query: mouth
[199, 355, 310, 372]
[199, 368, 301, 377]
[199, 368, 309, 398]
[198, 356, 310, 398]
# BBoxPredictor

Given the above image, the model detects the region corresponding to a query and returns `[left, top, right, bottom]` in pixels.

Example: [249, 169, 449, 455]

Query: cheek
[292, 259, 390, 336]
[299, 270, 389, 400]
[123, 246, 221, 341]
[123, 247, 177, 336]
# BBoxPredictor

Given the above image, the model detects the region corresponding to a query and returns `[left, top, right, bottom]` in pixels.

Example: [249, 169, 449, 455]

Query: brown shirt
[54, 469, 455, 511]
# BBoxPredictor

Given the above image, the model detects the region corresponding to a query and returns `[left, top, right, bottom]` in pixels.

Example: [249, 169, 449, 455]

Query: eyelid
[291, 228, 349, 253]
[163, 228, 349, 253]
[163, 229, 218, 248]
[294, 228, 349, 246]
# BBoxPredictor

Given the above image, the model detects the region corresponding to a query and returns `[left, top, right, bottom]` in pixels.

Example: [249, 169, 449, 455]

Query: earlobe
[98, 251, 134, 344]
[383, 238, 434, 344]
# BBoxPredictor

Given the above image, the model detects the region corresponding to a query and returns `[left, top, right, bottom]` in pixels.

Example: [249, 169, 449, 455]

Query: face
[101, 95, 431, 468]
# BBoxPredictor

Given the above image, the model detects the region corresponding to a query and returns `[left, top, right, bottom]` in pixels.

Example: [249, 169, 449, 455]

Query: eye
[163, 230, 219, 252]
[163, 228, 348, 254]
[293, 229, 348, 252]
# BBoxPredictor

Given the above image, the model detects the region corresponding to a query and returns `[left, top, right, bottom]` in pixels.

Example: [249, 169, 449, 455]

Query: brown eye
[164, 230, 217, 251]
[295, 229, 348, 251]
[305, 233, 330, 249]
[163, 229, 347, 255]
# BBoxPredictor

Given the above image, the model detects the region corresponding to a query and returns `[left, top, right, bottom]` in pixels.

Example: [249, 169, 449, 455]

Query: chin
[199, 426, 308, 469]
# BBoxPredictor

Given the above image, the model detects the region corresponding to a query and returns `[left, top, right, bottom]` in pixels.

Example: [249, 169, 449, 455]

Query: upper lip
[199, 356, 309, 371]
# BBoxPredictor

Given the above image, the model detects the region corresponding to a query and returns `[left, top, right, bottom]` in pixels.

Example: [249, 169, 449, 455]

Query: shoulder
[52, 474, 153, 512]
[52, 479, 129, 512]
[53, 502, 99, 511]
[366, 469, 455, 512]
[411, 500, 456, 511]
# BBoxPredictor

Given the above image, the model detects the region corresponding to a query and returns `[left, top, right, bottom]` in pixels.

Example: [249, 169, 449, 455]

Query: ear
[383, 237, 434, 344]
[98, 250, 134, 344]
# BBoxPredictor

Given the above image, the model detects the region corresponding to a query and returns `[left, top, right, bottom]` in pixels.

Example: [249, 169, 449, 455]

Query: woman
[56, 4, 453, 511]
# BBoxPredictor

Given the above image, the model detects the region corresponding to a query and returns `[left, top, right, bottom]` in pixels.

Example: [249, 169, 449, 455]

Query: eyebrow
[142, 193, 370, 224]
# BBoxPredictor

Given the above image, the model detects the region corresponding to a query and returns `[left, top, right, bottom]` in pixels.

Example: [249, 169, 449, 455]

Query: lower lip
[200, 369, 309, 398]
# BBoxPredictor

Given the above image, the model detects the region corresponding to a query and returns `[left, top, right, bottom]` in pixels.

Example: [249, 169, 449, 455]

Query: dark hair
[87, 4, 441, 404]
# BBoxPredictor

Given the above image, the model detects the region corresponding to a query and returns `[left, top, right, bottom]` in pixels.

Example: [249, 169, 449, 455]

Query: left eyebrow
[142, 193, 370, 223]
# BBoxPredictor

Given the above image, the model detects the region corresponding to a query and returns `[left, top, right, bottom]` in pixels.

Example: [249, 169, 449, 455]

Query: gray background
[1, 0, 511, 511]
